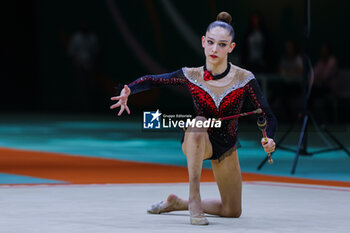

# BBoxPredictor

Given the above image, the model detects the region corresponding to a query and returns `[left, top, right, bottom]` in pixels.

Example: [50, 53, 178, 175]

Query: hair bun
[217, 11, 232, 24]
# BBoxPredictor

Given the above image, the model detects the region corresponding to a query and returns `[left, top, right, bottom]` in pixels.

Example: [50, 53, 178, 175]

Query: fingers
[110, 92, 131, 116]
[110, 103, 130, 116]
[125, 104, 130, 114]
[261, 138, 276, 153]
[265, 147, 275, 154]
[261, 138, 268, 145]
[110, 101, 122, 109]
[111, 85, 130, 111]
[110, 96, 122, 101]
[118, 105, 125, 116]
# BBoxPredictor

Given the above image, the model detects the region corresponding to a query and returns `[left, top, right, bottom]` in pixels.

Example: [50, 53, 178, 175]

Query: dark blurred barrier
[257, 71, 350, 123]
[1, 0, 349, 123]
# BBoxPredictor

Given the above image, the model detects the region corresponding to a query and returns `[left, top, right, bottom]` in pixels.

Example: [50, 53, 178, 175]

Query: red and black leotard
[128, 63, 277, 161]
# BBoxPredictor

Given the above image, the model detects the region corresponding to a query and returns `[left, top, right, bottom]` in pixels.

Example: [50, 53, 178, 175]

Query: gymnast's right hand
[110, 85, 131, 116]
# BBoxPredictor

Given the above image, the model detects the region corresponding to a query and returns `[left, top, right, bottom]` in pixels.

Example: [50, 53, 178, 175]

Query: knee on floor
[221, 207, 242, 218]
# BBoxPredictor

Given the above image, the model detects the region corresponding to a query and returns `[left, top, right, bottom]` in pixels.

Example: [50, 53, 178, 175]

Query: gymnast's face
[202, 27, 236, 65]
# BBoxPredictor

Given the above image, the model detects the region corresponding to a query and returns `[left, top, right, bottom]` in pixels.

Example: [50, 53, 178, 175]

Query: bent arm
[246, 78, 278, 139]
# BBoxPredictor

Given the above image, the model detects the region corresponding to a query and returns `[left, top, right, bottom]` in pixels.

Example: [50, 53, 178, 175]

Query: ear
[228, 42, 236, 53]
[201, 36, 206, 48]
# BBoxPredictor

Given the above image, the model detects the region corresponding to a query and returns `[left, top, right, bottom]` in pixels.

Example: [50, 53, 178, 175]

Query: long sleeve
[246, 78, 277, 139]
[127, 69, 186, 95]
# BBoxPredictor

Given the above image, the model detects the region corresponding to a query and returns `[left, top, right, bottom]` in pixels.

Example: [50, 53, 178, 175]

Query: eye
[219, 43, 227, 47]
[207, 40, 213, 45]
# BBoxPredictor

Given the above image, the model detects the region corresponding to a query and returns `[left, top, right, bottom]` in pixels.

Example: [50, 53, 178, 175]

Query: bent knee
[194, 116, 207, 122]
[221, 208, 242, 218]
[184, 117, 208, 141]
[185, 116, 208, 134]
[185, 131, 206, 143]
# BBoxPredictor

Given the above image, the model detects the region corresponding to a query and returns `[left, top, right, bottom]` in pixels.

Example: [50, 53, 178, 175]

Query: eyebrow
[207, 37, 229, 42]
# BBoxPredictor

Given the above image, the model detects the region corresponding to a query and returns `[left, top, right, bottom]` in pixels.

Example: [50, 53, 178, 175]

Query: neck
[206, 60, 228, 75]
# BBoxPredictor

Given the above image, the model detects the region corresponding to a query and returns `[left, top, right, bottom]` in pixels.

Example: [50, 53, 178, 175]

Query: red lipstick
[210, 55, 218, 59]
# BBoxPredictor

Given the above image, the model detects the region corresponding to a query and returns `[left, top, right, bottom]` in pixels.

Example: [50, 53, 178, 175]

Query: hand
[261, 137, 276, 154]
[110, 85, 131, 116]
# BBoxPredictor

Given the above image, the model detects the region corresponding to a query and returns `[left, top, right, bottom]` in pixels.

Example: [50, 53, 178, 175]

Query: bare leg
[153, 150, 242, 217]
[210, 150, 242, 217]
[148, 116, 241, 223]
[181, 117, 212, 224]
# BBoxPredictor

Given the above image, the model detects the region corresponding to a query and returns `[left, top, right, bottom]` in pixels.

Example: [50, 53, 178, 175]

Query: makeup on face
[204, 27, 233, 58]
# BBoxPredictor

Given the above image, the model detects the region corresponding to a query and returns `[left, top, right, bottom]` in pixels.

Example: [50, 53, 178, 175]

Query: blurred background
[1, 0, 350, 122]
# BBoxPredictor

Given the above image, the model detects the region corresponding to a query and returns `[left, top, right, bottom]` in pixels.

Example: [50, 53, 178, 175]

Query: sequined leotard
[128, 63, 277, 160]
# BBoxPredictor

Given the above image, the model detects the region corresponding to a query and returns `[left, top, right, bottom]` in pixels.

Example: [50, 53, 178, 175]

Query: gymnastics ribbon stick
[214, 108, 262, 122]
[257, 116, 273, 164]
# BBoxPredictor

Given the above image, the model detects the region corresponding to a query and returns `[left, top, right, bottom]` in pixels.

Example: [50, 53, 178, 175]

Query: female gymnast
[110, 12, 277, 225]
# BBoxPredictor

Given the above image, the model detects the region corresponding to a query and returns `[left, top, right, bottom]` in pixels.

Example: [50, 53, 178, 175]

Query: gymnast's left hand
[261, 138, 276, 153]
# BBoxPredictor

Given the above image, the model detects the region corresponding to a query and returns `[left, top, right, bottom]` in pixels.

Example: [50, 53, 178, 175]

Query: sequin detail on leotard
[126, 64, 277, 160]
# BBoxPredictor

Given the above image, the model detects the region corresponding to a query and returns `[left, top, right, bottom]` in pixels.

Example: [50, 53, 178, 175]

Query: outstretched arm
[127, 69, 185, 95]
[110, 69, 186, 116]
